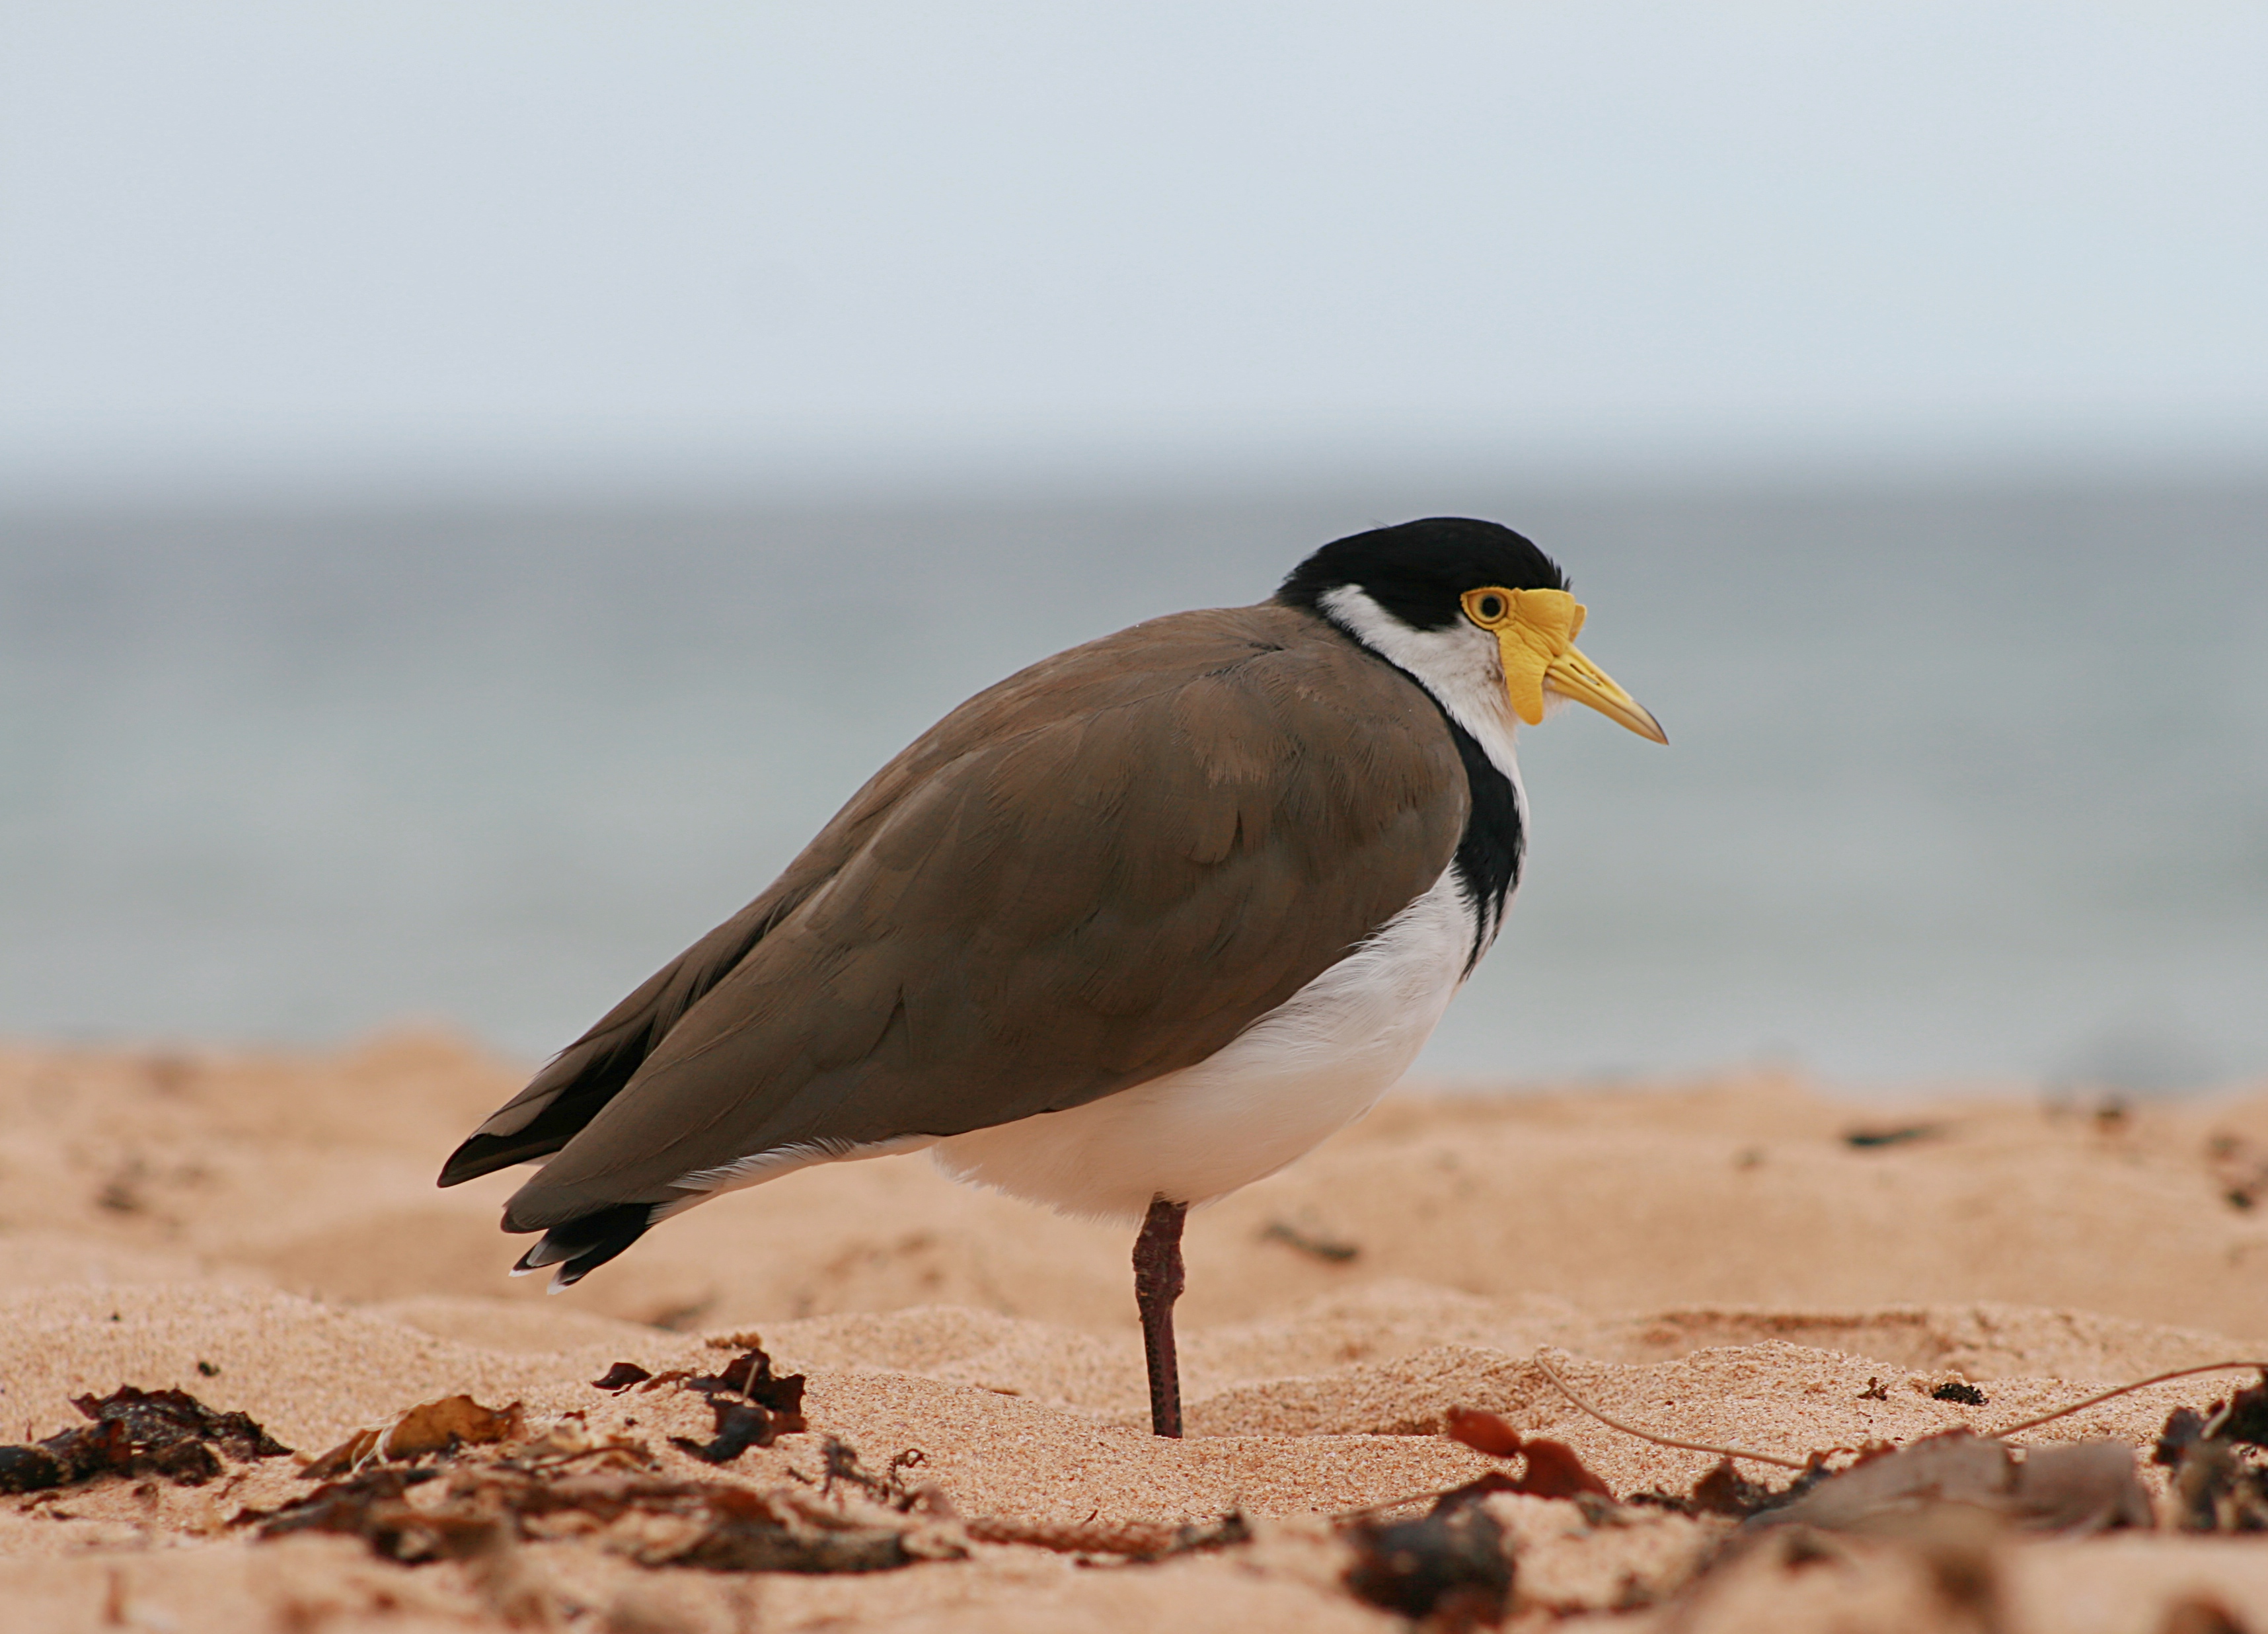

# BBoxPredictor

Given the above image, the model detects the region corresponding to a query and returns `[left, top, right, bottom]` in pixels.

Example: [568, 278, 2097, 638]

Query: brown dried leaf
[1443, 1406, 1523, 1459]
[1442, 1405, 1612, 1500]
[1678, 1458, 1815, 1520]
[591, 1362, 653, 1393]
[243, 1461, 940, 1575]
[636, 1345, 804, 1427]
[303, 1395, 525, 1479]
[671, 1402, 776, 1465]
[0, 1385, 291, 1494]
[240, 1467, 464, 1562]
[658, 1344, 809, 1461]
[702, 1347, 808, 1428]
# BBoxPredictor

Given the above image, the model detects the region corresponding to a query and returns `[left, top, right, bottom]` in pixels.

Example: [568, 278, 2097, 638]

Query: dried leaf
[1681, 1458, 1816, 1520]
[243, 1461, 940, 1575]
[2218, 1374, 2268, 1448]
[0, 1385, 291, 1494]
[657, 1344, 809, 1461]
[303, 1395, 525, 1479]
[240, 1467, 460, 1561]
[2159, 1391, 2268, 1532]
[700, 1346, 808, 1430]
[591, 1363, 654, 1393]
[671, 1402, 776, 1465]
[1757, 1431, 2148, 1536]
[1443, 1406, 1523, 1459]
[1512, 1439, 1614, 1502]
[2156, 1407, 2209, 1467]
[0, 1446, 67, 1493]
[1441, 1406, 1612, 1500]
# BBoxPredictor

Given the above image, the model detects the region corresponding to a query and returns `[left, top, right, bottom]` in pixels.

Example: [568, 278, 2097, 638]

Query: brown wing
[457, 603, 1466, 1232]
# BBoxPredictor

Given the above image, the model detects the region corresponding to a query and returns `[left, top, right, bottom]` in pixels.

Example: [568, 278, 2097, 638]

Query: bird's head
[1276, 517, 1667, 746]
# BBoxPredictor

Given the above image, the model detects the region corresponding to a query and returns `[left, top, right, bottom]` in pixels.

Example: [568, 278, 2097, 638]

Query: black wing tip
[437, 1130, 585, 1189]
[438, 1131, 555, 1188]
[510, 1202, 656, 1288]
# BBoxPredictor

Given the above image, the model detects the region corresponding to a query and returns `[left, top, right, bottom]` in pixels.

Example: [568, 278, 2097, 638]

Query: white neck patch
[1317, 584, 1524, 781]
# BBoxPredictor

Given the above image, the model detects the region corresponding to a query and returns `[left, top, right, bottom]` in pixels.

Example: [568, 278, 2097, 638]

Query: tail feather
[509, 1202, 655, 1290]
[440, 888, 803, 1190]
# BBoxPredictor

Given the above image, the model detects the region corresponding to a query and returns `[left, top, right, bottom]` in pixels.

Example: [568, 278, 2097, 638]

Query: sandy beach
[5, 1031, 2267, 1631]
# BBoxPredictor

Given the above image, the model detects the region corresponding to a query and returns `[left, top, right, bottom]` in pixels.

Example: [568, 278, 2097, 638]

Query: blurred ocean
[3, 479, 2263, 1089]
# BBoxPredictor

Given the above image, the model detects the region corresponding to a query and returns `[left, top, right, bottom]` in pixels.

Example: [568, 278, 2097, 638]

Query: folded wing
[441, 603, 1466, 1266]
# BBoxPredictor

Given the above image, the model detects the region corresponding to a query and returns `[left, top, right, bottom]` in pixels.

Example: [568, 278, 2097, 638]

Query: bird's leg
[1132, 1195, 1189, 1438]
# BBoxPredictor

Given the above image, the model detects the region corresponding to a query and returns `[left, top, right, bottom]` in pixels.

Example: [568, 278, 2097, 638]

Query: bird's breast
[928, 864, 1478, 1220]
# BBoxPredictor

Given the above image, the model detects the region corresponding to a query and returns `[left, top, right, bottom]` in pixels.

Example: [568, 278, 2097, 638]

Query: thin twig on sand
[1532, 1352, 1811, 1471]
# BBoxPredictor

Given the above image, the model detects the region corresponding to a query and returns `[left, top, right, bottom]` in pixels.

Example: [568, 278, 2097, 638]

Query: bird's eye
[1460, 586, 1517, 627]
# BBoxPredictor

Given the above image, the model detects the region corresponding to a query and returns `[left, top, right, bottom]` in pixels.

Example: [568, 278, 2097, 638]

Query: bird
[438, 516, 1664, 1437]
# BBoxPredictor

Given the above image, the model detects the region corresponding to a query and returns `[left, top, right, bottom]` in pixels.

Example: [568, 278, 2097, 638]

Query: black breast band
[1435, 710, 1524, 973]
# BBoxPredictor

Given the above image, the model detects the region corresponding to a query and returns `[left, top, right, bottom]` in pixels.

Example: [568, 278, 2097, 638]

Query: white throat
[1316, 584, 1525, 780]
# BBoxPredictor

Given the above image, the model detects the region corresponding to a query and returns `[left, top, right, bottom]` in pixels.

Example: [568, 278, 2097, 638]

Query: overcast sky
[3, 3, 2264, 500]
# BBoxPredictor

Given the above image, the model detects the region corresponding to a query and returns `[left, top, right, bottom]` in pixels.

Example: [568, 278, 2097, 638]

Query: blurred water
[2, 480, 2263, 1087]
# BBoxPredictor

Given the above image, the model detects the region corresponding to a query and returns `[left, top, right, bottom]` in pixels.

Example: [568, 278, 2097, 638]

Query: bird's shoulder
[831, 602, 1456, 839]
[798, 602, 1465, 937]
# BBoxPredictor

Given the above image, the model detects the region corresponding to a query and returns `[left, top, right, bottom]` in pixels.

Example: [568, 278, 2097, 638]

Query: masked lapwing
[439, 517, 1664, 1436]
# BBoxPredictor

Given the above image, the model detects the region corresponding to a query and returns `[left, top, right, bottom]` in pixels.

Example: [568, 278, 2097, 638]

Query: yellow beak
[1539, 643, 1669, 744]
[1478, 586, 1667, 744]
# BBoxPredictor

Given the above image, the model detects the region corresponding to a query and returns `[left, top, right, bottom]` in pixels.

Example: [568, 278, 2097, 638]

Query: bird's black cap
[1275, 518, 1568, 631]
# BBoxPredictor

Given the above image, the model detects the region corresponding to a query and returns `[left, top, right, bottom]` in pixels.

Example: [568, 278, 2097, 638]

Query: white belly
[929, 868, 1476, 1222]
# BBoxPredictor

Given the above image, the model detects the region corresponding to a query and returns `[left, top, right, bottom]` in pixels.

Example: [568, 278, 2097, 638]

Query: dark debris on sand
[586, 1345, 810, 1461]
[0, 1385, 292, 1494]
[2157, 1370, 2268, 1531]
[1343, 1503, 1512, 1630]
[235, 1346, 930, 1578]
[243, 1463, 933, 1573]
[1637, 1430, 2151, 1535]
[657, 1345, 810, 1463]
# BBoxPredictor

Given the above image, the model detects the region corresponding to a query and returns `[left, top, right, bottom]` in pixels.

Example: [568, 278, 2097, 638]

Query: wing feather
[451, 605, 1466, 1231]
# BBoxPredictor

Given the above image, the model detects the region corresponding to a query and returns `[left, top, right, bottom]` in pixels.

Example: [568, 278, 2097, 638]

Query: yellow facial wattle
[1459, 585, 1667, 744]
